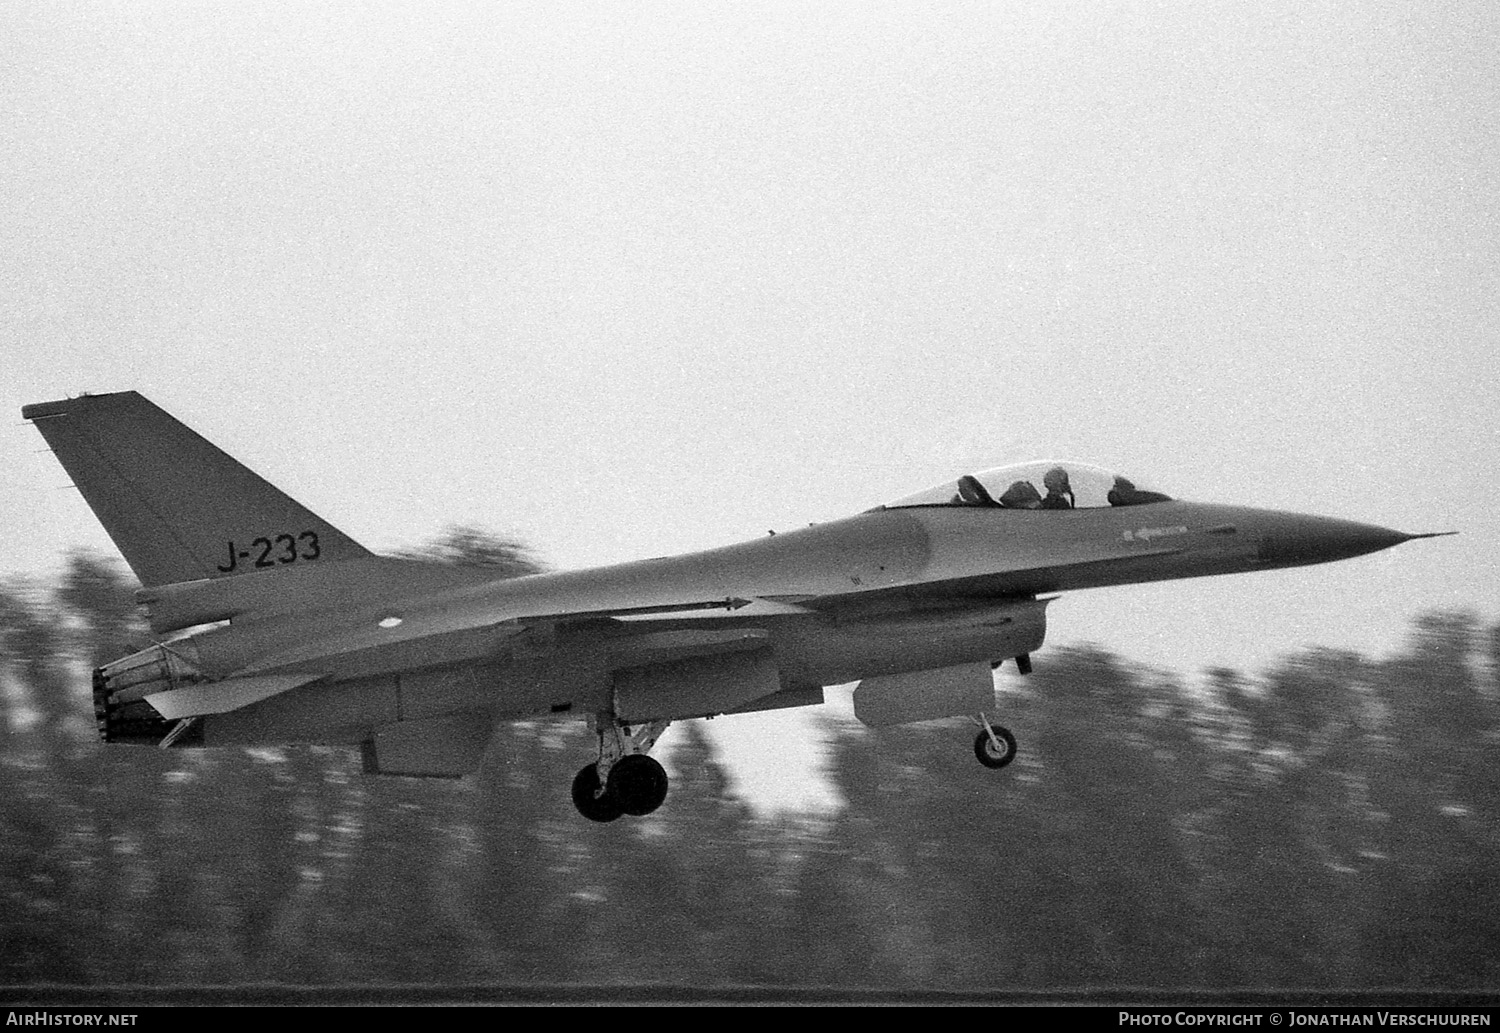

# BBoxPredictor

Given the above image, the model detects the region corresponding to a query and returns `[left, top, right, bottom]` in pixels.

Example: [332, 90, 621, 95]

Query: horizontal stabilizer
[146, 672, 323, 719]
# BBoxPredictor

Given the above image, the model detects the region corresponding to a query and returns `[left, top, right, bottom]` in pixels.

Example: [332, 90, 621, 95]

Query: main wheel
[609, 754, 669, 816]
[571, 763, 624, 822]
[974, 724, 1018, 769]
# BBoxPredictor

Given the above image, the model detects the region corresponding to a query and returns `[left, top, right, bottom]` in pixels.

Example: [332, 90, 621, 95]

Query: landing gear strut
[572, 716, 672, 822]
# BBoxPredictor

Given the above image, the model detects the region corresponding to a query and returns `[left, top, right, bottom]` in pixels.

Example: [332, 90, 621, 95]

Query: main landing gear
[572, 717, 672, 823]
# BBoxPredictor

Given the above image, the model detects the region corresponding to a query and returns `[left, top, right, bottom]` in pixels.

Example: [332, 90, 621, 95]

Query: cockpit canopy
[884, 461, 1172, 511]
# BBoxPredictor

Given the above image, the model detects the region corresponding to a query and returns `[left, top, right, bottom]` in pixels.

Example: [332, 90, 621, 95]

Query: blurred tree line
[1, 533, 1496, 990]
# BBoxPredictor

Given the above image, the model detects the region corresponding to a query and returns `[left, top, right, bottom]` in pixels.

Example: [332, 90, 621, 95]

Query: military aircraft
[24, 391, 1450, 821]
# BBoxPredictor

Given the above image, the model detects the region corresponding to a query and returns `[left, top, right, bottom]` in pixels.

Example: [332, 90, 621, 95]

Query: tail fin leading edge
[23, 392, 372, 587]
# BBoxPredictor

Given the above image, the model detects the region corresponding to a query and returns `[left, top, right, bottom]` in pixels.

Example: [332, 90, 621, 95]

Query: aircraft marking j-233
[23, 393, 1451, 821]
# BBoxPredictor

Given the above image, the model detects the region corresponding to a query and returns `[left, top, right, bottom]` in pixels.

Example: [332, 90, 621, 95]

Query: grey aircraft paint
[25, 392, 1450, 822]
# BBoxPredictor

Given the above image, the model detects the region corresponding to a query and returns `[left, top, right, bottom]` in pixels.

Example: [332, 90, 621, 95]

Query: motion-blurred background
[2, 1, 1496, 992]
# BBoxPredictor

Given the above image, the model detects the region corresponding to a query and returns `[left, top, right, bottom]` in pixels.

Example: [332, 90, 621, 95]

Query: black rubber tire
[571, 763, 624, 822]
[610, 754, 670, 816]
[973, 724, 1018, 769]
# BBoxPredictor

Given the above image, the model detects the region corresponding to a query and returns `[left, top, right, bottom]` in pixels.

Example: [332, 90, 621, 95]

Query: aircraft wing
[231, 592, 814, 677]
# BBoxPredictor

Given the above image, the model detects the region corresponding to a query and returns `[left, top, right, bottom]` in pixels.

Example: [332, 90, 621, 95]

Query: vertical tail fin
[23, 391, 372, 587]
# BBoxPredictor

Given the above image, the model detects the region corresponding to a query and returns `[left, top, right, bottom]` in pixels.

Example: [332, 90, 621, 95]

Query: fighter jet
[23, 392, 1450, 821]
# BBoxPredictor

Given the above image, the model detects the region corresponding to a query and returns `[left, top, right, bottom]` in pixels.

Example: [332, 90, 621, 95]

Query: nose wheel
[973, 721, 1017, 769]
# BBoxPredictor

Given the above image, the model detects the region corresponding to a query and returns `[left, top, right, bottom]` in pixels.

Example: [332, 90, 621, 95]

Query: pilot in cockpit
[1040, 467, 1074, 509]
[956, 474, 996, 506]
[998, 480, 1042, 509]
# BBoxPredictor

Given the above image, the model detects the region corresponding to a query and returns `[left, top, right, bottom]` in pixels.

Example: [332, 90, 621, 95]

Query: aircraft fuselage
[148, 498, 1411, 748]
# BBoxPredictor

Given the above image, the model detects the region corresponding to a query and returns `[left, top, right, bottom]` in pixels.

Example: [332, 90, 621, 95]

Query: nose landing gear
[972, 653, 1025, 769]
[973, 720, 1017, 769]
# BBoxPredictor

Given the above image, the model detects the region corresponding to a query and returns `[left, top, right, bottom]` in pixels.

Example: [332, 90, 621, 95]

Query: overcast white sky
[3, 2, 1497, 809]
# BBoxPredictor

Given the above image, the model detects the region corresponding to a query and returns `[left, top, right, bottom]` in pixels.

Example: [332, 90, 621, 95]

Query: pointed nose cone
[1256, 514, 1424, 568]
